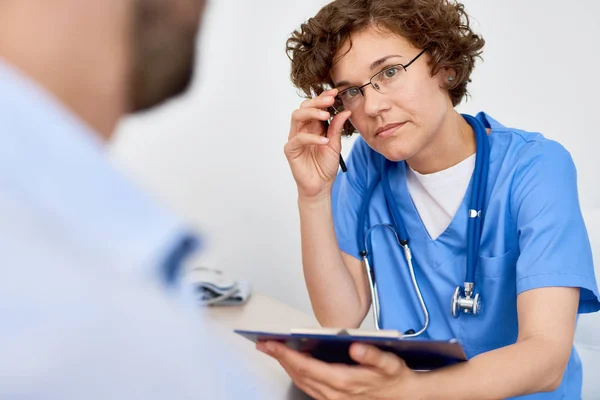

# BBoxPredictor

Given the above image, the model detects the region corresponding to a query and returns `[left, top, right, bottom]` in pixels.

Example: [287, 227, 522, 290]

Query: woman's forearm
[298, 194, 369, 328]
[415, 336, 569, 400]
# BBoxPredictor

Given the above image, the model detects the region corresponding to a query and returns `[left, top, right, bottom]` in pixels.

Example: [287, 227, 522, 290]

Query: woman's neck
[407, 111, 476, 175]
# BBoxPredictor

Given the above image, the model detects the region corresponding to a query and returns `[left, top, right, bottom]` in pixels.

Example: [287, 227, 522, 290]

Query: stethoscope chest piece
[451, 284, 481, 318]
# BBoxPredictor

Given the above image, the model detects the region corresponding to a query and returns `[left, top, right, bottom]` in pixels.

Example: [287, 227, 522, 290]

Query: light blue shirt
[332, 112, 600, 399]
[0, 60, 266, 399]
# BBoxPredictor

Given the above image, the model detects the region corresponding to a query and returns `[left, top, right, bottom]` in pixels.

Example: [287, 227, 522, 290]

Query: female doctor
[257, 0, 600, 399]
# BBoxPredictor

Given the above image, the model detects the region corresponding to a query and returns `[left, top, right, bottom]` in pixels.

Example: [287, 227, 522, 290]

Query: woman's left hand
[256, 341, 419, 400]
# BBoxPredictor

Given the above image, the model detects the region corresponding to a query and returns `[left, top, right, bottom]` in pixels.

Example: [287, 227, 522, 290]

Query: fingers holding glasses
[325, 110, 352, 152]
[291, 108, 330, 126]
[289, 89, 339, 139]
[299, 88, 338, 109]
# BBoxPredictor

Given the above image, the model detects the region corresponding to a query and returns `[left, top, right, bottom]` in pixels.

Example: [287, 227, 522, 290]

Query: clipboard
[235, 328, 467, 370]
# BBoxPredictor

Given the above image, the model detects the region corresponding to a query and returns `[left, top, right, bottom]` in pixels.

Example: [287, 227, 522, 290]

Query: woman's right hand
[284, 88, 352, 200]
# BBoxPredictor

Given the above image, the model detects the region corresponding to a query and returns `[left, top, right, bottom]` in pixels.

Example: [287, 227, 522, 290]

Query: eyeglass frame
[333, 48, 428, 112]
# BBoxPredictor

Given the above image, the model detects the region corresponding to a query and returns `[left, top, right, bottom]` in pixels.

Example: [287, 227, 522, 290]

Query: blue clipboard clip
[235, 328, 467, 370]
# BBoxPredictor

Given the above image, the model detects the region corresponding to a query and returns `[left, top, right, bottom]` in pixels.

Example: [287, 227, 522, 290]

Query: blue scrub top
[331, 112, 600, 399]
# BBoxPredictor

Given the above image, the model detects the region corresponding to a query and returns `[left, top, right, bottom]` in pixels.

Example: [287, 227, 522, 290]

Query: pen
[310, 88, 348, 173]
[322, 119, 348, 173]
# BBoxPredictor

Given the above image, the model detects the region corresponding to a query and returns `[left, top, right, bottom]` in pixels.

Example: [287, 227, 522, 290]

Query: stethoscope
[357, 114, 490, 336]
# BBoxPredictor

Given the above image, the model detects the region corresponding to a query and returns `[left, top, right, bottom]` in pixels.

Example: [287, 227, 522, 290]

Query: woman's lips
[375, 122, 406, 138]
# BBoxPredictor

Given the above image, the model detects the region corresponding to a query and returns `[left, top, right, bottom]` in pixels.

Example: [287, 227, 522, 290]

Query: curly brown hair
[286, 0, 485, 136]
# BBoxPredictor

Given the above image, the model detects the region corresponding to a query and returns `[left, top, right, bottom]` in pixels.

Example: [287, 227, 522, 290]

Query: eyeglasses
[332, 49, 427, 113]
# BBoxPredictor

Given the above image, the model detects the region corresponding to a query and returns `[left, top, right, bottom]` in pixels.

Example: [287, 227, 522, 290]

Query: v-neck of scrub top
[385, 113, 500, 272]
[389, 160, 471, 271]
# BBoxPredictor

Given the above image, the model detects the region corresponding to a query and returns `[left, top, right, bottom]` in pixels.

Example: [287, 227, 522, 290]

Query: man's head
[129, 0, 207, 112]
[0, 0, 207, 137]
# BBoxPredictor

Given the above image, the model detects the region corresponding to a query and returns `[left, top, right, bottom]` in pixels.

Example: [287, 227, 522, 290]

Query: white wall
[110, 0, 600, 319]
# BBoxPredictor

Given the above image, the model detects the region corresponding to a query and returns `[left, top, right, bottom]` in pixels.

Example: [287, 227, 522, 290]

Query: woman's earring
[448, 76, 455, 81]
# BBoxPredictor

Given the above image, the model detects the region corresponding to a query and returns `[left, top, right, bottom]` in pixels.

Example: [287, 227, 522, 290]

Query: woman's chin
[378, 145, 415, 163]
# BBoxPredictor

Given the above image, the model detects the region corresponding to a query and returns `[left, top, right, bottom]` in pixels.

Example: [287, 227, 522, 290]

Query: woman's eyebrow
[333, 54, 403, 88]
[369, 54, 403, 70]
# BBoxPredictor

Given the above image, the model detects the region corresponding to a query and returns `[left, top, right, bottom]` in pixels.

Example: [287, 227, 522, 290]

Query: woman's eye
[342, 87, 360, 99]
[383, 67, 398, 79]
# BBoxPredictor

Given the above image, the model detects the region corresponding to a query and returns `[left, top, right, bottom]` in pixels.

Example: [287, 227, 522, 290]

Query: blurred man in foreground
[0, 1, 263, 398]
